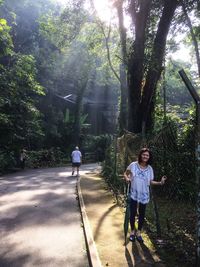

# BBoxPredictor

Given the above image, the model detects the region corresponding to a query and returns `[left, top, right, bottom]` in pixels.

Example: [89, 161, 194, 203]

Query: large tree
[126, 0, 179, 133]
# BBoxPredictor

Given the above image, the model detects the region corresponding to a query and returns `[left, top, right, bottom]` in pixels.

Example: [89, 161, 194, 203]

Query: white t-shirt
[71, 150, 82, 163]
[127, 161, 154, 204]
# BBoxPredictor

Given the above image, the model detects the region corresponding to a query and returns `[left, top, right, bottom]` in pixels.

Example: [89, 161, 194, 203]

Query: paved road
[0, 165, 95, 267]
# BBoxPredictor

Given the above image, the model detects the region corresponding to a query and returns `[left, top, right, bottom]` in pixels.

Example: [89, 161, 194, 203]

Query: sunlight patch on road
[2, 225, 85, 262]
[58, 171, 71, 177]
[0, 188, 67, 216]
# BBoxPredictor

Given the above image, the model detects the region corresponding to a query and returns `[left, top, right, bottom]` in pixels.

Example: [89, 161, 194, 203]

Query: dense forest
[0, 0, 198, 169]
[0, 0, 200, 265]
[0, 0, 121, 170]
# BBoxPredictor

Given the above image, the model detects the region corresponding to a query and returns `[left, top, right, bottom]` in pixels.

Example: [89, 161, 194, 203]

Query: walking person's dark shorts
[72, 162, 81, 167]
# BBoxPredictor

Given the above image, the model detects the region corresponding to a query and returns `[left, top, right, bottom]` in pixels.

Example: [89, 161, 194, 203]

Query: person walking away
[20, 149, 27, 169]
[71, 146, 82, 176]
[124, 147, 167, 243]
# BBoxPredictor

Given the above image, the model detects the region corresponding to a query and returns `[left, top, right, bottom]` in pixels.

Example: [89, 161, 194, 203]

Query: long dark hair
[138, 148, 152, 165]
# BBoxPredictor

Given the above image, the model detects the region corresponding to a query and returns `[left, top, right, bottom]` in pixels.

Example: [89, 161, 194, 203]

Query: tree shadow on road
[0, 167, 86, 267]
[93, 204, 118, 241]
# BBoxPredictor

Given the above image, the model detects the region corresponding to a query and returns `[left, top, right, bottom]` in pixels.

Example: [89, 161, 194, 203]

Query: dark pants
[72, 162, 81, 167]
[130, 199, 146, 231]
[20, 159, 25, 169]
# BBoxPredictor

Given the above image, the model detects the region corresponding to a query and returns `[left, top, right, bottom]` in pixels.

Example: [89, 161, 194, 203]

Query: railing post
[179, 69, 200, 266]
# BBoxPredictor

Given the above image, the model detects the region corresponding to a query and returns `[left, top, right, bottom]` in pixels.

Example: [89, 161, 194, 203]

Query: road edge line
[77, 176, 102, 267]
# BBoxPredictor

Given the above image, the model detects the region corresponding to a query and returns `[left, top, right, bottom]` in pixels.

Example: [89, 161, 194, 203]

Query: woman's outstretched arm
[150, 175, 167, 185]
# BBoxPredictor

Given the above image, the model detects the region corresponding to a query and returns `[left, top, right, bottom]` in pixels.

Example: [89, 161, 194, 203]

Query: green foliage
[0, 0, 57, 55]
[146, 197, 196, 267]
[103, 117, 197, 202]
[0, 149, 16, 172]
[0, 53, 45, 152]
[77, 21, 120, 85]
[153, 58, 194, 132]
[102, 145, 114, 177]
[150, 59, 197, 202]
[102, 137, 124, 194]
[39, 3, 86, 49]
[150, 119, 197, 202]
[82, 134, 111, 153]
[26, 148, 65, 168]
[0, 18, 13, 56]
[165, 59, 193, 105]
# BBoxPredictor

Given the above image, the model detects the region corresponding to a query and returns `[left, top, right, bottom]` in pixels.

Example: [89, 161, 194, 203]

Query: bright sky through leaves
[56, 0, 192, 64]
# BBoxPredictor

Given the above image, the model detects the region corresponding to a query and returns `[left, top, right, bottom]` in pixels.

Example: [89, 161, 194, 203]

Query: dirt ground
[80, 171, 166, 267]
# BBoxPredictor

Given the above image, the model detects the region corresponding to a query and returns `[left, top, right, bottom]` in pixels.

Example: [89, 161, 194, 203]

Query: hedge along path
[80, 172, 165, 267]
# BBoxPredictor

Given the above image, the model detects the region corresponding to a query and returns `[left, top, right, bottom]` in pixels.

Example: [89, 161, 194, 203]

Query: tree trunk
[73, 94, 82, 146]
[139, 0, 178, 132]
[73, 79, 88, 145]
[116, 0, 128, 133]
[116, 0, 127, 61]
[127, 0, 152, 133]
[119, 63, 128, 133]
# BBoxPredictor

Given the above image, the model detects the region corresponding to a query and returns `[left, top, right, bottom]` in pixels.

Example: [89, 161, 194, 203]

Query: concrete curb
[77, 176, 102, 267]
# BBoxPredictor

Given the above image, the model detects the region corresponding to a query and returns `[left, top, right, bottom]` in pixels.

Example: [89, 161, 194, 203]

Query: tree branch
[181, 0, 200, 77]
[89, 0, 121, 82]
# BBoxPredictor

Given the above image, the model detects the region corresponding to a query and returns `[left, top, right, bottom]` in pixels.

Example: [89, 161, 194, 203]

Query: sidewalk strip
[77, 176, 102, 267]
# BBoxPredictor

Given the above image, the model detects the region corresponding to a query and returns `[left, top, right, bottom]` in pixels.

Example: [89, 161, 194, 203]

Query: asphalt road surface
[0, 165, 96, 267]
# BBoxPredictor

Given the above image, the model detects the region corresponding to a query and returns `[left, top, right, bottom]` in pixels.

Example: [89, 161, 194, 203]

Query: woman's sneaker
[136, 235, 143, 243]
[129, 234, 135, 242]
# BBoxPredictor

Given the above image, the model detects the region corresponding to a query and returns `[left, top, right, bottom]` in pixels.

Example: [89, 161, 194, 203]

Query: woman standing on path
[124, 148, 167, 242]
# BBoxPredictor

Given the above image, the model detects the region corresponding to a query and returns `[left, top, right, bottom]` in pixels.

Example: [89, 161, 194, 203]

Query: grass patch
[145, 197, 196, 266]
